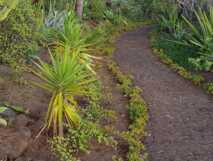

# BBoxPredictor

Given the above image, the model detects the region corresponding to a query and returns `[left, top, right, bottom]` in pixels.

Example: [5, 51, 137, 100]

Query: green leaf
[10, 106, 26, 113]
[0, 106, 8, 113]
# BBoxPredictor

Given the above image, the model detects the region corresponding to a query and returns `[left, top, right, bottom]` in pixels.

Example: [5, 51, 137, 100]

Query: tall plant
[33, 47, 96, 136]
[44, 11, 96, 72]
[183, 7, 213, 71]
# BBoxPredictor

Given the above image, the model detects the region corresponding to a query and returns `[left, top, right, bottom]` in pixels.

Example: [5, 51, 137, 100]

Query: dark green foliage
[153, 32, 197, 70]
[181, 7, 213, 71]
[89, 0, 107, 20]
[150, 32, 213, 95]
[0, 0, 40, 67]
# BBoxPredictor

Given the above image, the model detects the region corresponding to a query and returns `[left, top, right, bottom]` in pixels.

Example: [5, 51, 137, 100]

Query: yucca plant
[44, 11, 97, 72]
[182, 7, 213, 71]
[159, 5, 180, 33]
[33, 47, 96, 136]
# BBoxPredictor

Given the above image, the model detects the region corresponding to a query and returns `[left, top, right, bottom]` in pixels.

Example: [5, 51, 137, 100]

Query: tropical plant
[33, 47, 96, 136]
[159, 4, 185, 39]
[41, 0, 75, 13]
[104, 9, 128, 26]
[45, 10, 68, 29]
[44, 11, 97, 72]
[89, 0, 107, 20]
[182, 7, 213, 71]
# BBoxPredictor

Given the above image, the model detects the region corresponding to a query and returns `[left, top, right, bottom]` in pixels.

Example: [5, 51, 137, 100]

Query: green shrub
[90, 0, 107, 20]
[104, 10, 128, 26]
[128, 88, 147, 123]
[50, 121, 116, 161]
[151, 32, 196, 70]
[0, 0, 18, 22]
[182, 7, 213, 71]
[0, 0, 40, 67]
[204, 83, 213, 94]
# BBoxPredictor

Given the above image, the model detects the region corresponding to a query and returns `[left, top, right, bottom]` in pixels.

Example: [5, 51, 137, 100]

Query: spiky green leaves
[33, 47, 96, 136]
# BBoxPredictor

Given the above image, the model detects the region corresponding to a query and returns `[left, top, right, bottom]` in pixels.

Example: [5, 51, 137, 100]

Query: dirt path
[113, 26, 213, 161]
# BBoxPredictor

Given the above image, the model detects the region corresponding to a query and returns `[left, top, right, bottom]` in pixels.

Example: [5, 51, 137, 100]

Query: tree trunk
[75, 0, 84, 18]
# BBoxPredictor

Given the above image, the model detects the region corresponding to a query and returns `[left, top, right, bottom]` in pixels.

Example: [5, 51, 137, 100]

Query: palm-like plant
[183, 7, 213, 59]
[33, 47, 96, 136]
[182, 7, 213, 70]
[44, 11, 97, 72]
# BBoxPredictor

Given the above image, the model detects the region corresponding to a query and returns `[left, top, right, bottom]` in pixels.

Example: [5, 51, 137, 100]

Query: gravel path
[114, 26, 213, 161]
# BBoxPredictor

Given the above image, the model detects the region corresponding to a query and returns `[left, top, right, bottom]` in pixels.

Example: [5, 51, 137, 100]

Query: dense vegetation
[0, 0, 212, 161]
[0, 0, 146, 160]
[145, 0, 213, 93]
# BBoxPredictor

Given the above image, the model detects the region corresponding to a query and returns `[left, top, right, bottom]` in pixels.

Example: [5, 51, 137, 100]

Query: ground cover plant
[0, 0, 40, 69]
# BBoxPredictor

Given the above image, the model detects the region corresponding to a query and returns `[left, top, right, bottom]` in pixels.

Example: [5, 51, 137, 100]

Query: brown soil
[114, 26, 213, 161]
[0, 65, 58, 161]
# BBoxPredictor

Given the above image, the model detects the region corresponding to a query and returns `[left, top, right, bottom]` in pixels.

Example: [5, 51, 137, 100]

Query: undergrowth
[50, 80, 117, 161]
[108, 61, 148, 161]
[150, 31, 213, 95]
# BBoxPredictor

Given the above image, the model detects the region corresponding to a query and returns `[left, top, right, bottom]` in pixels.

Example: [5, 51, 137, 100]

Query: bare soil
[114, 26, 213, 161]
[0, 65, 58, 161]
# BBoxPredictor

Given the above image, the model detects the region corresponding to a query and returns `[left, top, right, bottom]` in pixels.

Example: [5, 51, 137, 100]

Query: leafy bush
[152, 33, 196, 70]
[89, 0, 107, 20]
[204, 82, 213, 94]
[50, 121, 116, 161]
[104, 9, 128, 26]
[42, 0, 75, 13]
[182, 7, 213, 71]
[33, 47, 96, 136]
[128, 87, 147, 122]
[0, 0, 18, 22]
[0, 0, 40, 67]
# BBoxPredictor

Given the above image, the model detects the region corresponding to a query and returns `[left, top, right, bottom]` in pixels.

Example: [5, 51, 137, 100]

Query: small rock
[0, 127, 32, 159]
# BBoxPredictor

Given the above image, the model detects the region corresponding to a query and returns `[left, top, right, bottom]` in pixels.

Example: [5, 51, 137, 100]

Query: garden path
[114, 26, 213, 161]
